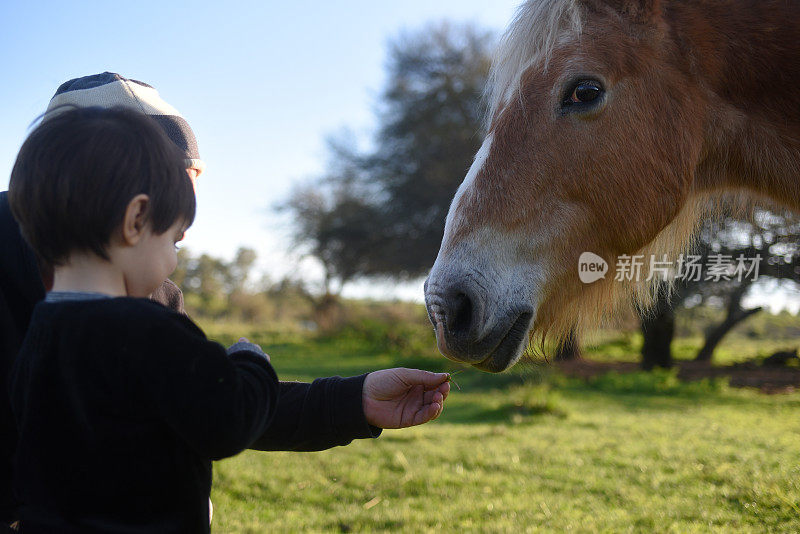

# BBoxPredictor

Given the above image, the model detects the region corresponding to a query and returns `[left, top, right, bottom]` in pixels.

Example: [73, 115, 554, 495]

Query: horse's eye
[571, 82, 601, 103]
[562, 80, 604, 112]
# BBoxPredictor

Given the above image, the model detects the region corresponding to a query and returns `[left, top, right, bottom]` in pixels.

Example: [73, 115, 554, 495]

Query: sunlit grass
[203, 324, 800, 532]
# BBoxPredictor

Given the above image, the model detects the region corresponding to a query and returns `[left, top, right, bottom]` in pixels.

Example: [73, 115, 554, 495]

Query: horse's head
[425, 0, 710, 371]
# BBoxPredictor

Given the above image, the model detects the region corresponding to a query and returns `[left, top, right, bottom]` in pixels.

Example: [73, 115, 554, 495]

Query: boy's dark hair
[8, 106, 196, 266]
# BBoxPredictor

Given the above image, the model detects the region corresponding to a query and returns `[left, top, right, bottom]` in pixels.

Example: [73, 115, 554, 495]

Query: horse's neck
[682, 0, 800, 209]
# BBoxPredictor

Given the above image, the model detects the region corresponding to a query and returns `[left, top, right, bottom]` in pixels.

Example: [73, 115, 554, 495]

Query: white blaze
[442, 133, 494, 243]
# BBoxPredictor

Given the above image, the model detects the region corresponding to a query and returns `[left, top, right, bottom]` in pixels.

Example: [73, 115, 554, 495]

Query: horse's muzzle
[424, 273, 534, 372]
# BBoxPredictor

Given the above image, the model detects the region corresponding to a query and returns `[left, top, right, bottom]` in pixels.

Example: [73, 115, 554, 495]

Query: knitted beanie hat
[43, 72, 205, 174]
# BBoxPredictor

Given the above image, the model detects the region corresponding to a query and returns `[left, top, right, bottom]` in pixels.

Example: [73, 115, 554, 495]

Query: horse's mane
[486, 0, 584, 126]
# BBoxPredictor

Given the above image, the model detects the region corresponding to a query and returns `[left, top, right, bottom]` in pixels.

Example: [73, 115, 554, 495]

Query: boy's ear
[121, 194, 150, 246]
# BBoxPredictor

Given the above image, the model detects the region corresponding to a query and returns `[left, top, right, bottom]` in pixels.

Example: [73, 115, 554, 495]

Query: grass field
[203, 323, 800, 533]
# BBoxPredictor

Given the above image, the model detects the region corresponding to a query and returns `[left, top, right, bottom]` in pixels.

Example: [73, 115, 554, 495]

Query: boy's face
[123, 221, 186, 298]
[117, 168, 197, 297]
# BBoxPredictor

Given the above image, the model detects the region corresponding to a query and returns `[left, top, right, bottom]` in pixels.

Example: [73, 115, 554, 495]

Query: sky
[1, 1, 797, 312]
[0, 0, 523, 301]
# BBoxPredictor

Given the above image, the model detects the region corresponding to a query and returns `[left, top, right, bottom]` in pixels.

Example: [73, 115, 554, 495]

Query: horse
[424, 0, 800, 372]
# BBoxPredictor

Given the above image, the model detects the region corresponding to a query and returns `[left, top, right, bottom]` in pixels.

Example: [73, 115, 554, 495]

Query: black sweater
[10, 298, 278, 532]
[0, 191, 191, 523]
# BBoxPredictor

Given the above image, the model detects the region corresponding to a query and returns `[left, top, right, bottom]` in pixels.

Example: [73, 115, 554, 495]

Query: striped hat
[44, 72, 205, 174]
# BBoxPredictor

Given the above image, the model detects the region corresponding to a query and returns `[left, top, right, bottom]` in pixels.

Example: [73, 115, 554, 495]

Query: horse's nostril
[447, 291, 474, 338]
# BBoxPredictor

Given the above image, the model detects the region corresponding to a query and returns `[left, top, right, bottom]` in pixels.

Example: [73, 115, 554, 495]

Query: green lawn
[202, 324, 800, 533]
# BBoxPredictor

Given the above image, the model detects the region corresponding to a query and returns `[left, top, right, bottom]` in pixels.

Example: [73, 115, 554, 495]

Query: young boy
[7, 106, 285, 533]
[0, 73, 199, 524]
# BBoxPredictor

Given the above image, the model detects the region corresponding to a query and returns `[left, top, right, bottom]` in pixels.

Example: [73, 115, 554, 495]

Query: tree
[361, 23, 493, 277]
[282, 177, 383, 294]
[694, 280, 762, 362]
[639, 207, 800, 368]
[229, 247, 257, 294]
[280, 23, 493, 290]
[174, 247, 260, 317]
[692, 209, 799, 361]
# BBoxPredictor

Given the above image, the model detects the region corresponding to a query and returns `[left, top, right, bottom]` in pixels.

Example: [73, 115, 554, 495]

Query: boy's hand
[362, 369, 450, 429]
[228, 337, 270, 362]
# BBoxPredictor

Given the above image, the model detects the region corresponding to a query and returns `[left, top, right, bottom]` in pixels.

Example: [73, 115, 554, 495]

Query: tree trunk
[695, 283, 762, 362]
[554, 328, 581, 361]
[640, 298, 675, 370]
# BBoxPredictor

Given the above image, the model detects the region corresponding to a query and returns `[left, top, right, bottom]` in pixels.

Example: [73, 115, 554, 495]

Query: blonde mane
[486, 0, 584, 124]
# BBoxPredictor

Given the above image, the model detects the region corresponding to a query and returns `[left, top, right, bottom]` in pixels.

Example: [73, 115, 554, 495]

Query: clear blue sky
[0, 0, 522, 300]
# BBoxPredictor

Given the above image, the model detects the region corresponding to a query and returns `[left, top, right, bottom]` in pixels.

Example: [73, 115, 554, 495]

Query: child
[7, 104, 451, 533]
[0, 73, 201, 525]
[7, 106, 282, 533]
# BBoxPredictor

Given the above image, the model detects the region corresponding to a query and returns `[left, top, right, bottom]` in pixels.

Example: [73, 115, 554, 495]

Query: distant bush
[320, 300, 439, 359]
[507, 384, 568, 422]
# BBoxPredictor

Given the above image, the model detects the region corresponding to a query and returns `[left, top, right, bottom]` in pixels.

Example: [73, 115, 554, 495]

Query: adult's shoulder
[0, 191, 45, 357]
[0, 191, 42, 293]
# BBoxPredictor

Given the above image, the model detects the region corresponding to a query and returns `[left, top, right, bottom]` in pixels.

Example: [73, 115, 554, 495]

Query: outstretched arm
[250, 375, 379, 451]
[249, 368, 450, 451]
